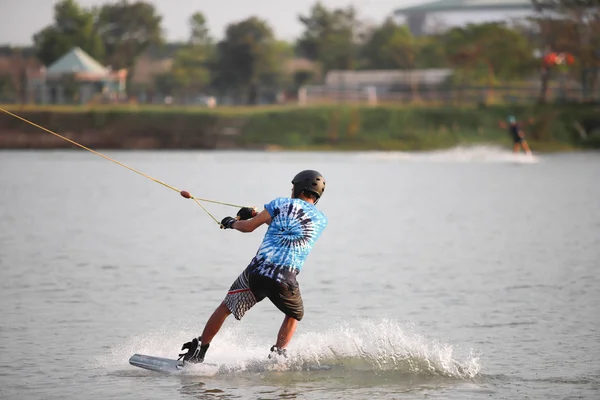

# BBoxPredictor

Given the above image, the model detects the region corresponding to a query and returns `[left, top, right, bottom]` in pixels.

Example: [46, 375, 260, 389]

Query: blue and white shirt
[247, 197, 328, 282]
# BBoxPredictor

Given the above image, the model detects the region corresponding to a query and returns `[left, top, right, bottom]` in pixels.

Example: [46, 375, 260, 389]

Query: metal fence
[298, 83, 599, 106]
[1, 82, 598, 107]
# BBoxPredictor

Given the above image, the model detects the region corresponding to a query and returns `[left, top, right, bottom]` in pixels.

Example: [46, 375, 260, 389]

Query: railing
[297, 83, 599, 105]
[1, 82, 598, 107]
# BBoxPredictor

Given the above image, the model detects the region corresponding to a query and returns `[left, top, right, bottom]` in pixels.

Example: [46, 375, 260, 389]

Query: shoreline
[1, 104, 597, 151]
[0, 142, 581, 154]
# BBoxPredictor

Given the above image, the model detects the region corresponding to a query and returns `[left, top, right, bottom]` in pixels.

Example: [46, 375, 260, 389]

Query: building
[395, 0, 535, 36]
[298, 69, 453, 104]
[324, 69, 453, 91]
[28, 47, 127, 104]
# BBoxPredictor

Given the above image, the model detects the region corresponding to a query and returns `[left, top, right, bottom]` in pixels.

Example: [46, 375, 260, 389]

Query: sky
[0, 0, 530, 46]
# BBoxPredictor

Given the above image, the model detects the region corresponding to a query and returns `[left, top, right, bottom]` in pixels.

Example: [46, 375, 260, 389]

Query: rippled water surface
[1, 147, 599, 399]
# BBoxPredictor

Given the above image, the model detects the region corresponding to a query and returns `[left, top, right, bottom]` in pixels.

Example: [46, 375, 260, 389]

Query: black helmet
[292, 170, 326, 201]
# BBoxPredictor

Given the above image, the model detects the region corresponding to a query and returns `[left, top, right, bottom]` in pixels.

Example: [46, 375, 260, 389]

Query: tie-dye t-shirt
[247, 197, 328, 281]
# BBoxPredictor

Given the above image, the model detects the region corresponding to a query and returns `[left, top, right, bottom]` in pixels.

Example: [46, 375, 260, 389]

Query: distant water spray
[355, 145, 540, 164]
[96, 319, 480, 379]
[286, 319, 480, 378]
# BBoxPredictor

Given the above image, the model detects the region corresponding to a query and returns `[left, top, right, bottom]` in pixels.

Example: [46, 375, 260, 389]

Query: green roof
[395, 0, 534, 14]
[46, 47, 108, 75]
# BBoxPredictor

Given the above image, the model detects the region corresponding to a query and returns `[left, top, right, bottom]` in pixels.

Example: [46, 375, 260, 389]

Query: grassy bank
[1, 103, 598, 151]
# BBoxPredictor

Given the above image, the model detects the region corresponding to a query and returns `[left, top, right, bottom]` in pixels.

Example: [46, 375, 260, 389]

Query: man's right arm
[232, 209, 271, 233]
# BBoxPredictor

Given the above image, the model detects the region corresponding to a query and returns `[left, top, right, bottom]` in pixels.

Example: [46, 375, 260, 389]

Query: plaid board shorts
[223, 268, 257, 320]
[223, 267, 304, 321]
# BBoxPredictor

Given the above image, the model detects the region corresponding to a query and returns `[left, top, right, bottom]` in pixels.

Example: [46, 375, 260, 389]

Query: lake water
[0, 147, 599, 400]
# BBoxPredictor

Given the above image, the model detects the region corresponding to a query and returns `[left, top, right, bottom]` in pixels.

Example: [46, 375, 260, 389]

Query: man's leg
[248, 272, 303, 355]
[203, 268, 259, 344]
[200, 302, 232, 345]
[179, 269, 257, 362]
[268, 277, 303, 352]
[521, 140, 532, 154]
[275, 315, 299, 349]
[513, 142, 520, 153]
[179, 303, 230, 363]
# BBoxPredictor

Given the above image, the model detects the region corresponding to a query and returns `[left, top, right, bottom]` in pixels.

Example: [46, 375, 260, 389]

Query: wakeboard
[129, 353, 335, 374]
[513, 153, 537, 164]
[129, 353, 216, 374]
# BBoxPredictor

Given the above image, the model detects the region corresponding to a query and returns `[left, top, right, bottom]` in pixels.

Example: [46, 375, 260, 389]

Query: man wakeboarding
[178, 170, 328, 363]
[499, 116, 533, 156]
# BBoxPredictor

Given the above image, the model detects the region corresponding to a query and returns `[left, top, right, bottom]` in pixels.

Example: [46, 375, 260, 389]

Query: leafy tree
[153, 72, 177, 96]
[361, 18, 409, 69]
[168, 12, 212, 97]
[297, 2, 361, 73]
[293, 70, 316, 88]
[33, 0, 104, 65]
[0, 73, 17, 101]
[189, 12, 211, 47]
[415, 36, 448, 69]
[361, 19, 448, 70]
[213, 17, 279, 104]
[171, 47, 210, 97]
[96, 0, 163, 70]
[359, 19, 425, 100]
[267, 40, 295, 88]
[443, 22, 537, 101]
[0, 46, 39, 103]
[530, 0, 600, 102]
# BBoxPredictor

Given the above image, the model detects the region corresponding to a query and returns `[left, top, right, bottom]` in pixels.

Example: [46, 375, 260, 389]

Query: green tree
[415, 36, 448, 69]
[171, 48, 210, 97]
[213, 17, 279, 104]
[531, 0, 600, 102]
[96, 0, 163, 70]
[361, 18, 409, 69]
[0, 46, 39, 103]
[361, 19, 448, 70]
[33, 0, 104, 65]
[268, 40, 295, 88]
[360, 19, 426, 100]
[0, 72, 17, 101]
[168, 12, 213, 98]
[296, 2, 361, 73]
[153, 72, 177, 96]
[189, 12, 211, 47]
[293, 70, 316, 88]
[443, 22, 537, 101]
